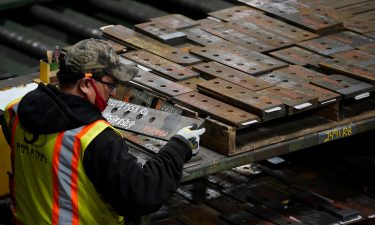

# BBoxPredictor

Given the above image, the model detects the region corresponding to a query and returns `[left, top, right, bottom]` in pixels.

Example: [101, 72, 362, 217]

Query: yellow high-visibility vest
[4, 99, 124, 225]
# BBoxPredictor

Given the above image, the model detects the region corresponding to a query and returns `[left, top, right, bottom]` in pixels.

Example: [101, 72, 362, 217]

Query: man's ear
[79, 78, 91, 95]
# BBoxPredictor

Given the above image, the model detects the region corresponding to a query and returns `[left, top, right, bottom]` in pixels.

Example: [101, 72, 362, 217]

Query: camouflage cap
[64, 38, 139, 83]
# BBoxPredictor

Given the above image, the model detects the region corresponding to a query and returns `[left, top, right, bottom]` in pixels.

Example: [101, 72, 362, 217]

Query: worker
[1, 39, 205, 224]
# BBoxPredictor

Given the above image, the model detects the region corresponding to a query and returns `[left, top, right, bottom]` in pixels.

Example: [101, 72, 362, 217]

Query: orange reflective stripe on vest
[51, 120, 108, 225]
[5, 99, 124, 225]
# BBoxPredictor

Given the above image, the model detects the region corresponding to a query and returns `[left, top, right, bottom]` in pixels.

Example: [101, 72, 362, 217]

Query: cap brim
[105, 64, 139, 83]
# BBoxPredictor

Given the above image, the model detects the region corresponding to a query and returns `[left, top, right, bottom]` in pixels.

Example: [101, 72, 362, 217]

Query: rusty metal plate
[332, 50, 375, 67]
[174, 91, 260, 127]
[320, 58, 375, 83]
[197, 78, 286, 121]
[225, 21, 294, 49]
[105, 39, 127, 53]
[274, 65, 327, 82]
[344, 17, 375, 34]
[240, 13, 318, 42]
[297, 37, 354, 56]
[103, 25, 201, 65]
[326, 31, 374, 47]
[358, 42, 375, 55]
[123, 50, 199, 81]
[201, 25, 276, 52]
[190, 46, 287, 75]
[258, 71, 340, 105]
[150, 14, 199, 30]
[193, 61, 274, 91]
[338, 1, 375, 16]
[251, 1, 342, 34]
[314, 0, 369, 9]
[269, 46, 327, 67]
[133, 71, 194, 97]
[196, 18, 224, 27]
[276, 80, 341, 106]
[134, 21, 187, 45]
[182, 27, 227, 46]
[120, 130, 167, 154]
[257, 86, 318, 115]
[176, 77, 205, 90]
[366, 31, 375, 39]
[103, 99, 203, 140]
[311, 74, 375, 99]
[208, 6, 263, 22]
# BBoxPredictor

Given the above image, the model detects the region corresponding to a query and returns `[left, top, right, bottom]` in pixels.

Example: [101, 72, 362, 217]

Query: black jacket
[3, 83, 192, 219]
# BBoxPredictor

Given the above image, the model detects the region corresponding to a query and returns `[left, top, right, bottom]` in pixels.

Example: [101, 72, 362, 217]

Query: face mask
[88, 79, 108, 112]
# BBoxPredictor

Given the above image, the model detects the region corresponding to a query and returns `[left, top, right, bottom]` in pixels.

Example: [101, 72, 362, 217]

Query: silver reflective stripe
[57, 126, 84, 224]
[12, 103, 19, 113]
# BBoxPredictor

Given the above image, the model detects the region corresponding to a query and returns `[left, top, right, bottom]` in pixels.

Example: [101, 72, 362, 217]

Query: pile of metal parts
[151, 131, 375, 225]
[100, 0, 375, 155]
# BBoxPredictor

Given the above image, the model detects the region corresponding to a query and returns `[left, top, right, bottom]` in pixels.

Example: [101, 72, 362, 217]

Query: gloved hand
[175, 125, 206, 155]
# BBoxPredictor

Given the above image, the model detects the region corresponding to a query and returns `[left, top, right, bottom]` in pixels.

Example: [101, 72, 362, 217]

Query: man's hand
[175, 125, 206, 155]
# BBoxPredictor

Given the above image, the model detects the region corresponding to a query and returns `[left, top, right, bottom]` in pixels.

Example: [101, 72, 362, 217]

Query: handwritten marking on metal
[192, 61, 273, 91]
[190, 47, 287, 75]
[174, 91, 259, 127]
[104, 98, 202, 140]
[133, 71, 194, 97]
[197, 78, 286, 120]
[298, 37, 354, 56]
[150, 14, 199, 30]
[123, 50, 199, 81]
[269, 46, 327, 67]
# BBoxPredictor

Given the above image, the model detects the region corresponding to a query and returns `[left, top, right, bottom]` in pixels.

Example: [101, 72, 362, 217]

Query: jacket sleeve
[83, 128, 192, 219]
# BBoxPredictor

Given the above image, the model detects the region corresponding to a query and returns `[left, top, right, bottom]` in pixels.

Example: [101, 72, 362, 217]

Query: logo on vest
[16, 142, 48, 163]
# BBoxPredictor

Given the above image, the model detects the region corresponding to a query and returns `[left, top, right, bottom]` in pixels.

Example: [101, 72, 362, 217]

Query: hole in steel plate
[149, 117, 155, 123]
[124, 111, 130, 116]
[111, 108, 118, 113]
[136, 114, 143, 120]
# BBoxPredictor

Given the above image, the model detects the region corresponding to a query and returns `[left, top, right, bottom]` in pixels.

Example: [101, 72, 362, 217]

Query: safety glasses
[94, 78, 118, 92]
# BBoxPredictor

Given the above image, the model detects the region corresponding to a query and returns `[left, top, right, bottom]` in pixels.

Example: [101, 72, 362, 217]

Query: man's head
[60, 38, 139, 84]
[58, 39, 139, 111]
